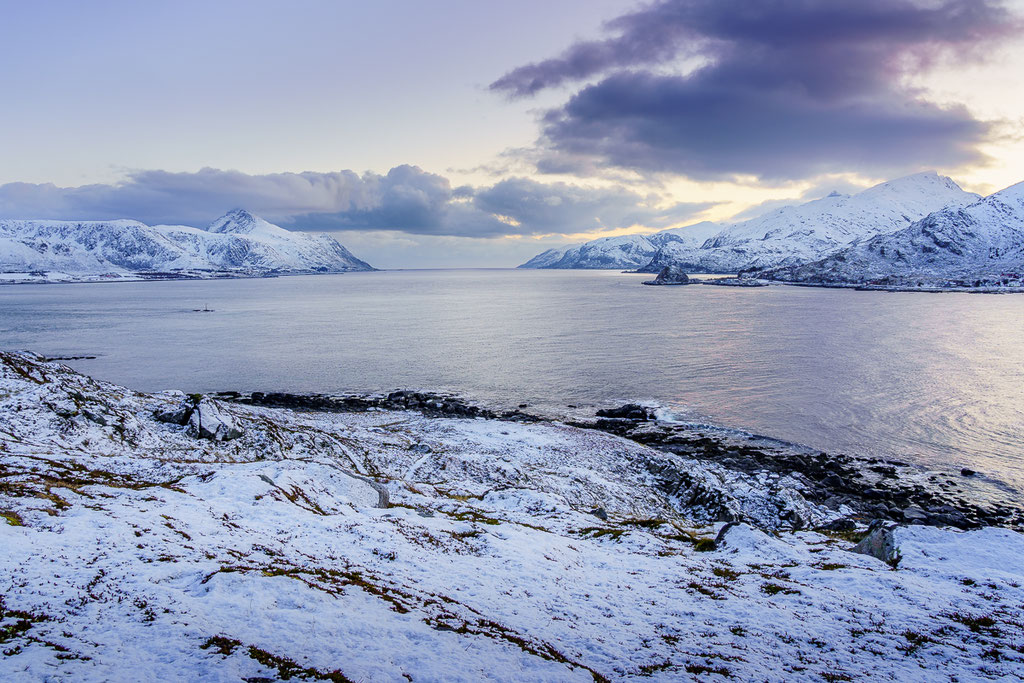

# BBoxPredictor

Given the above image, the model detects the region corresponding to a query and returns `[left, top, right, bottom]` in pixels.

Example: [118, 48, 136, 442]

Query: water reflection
[1, 269, 1021, 493]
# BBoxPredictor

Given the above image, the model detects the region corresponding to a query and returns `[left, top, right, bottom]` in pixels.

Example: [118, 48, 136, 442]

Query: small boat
[192, 303, 215, 312]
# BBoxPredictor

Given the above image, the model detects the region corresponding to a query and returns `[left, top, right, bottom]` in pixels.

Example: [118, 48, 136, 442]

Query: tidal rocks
[573, 404, 1023, 531]
[243, 390, 543, 422]
[902, 507, 928, 524]
[642, 265, 690, 286]
[595, 404, 656, 420]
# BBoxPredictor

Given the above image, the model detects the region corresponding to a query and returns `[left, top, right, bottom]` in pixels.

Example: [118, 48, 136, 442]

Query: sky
[0, 0, 1022, 268]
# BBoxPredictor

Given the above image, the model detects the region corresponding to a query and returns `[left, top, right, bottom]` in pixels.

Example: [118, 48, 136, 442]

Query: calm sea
[2, 269, 1022, 494]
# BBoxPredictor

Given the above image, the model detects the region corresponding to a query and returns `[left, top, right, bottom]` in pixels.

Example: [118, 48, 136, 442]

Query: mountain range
[762, 180, 1024, 285]
[519, 172, 997, 280]
[519, 221, 722, 270]
[0, 209, 373, 280]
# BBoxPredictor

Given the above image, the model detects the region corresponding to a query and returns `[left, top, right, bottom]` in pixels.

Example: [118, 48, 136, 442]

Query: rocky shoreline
[575, 404, 1023, 531]
[228, 392, 1024, 532]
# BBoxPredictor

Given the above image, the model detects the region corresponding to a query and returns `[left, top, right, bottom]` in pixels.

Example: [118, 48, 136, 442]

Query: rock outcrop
[642, 265, 690, 286]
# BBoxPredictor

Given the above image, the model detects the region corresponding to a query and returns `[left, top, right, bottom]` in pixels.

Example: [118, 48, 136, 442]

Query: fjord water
[2, 270, 1022, 493]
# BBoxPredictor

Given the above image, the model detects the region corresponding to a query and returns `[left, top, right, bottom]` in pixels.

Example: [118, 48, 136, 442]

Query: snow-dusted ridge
[2, 351, 1023, 681]
[0, 209, 373, 283]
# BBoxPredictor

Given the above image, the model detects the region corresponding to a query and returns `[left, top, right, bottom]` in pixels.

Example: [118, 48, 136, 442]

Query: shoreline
[0, 268, 378, 286]
[236, 391, 1023, 532]
[4, 267, 1024, 294]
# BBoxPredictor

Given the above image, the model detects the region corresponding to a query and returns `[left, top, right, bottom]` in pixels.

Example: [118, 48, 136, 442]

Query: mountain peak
[206, 209, 288, 236]
[871, 170, 963, 193]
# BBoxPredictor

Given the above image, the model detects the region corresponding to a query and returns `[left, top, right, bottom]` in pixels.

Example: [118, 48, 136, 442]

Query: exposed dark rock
[642, 265, 690, 286]
[902, 507, 928, 524]
[82, 409, 109, 426]
[595, 404, 656, 421]
[239, 390, 549, 424]
[154, 401, 195, 426]
[589, 507, 608, 521]
[961, 468, 977, 477]
[714, 521, 740, 546]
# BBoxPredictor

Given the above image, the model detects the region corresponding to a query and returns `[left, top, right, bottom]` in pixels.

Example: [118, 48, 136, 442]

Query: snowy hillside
[2, 351, 1024, 681]
[518, 221, 721, 270]
[762, 181, 1024, 286]
[0, 209, 373, 281]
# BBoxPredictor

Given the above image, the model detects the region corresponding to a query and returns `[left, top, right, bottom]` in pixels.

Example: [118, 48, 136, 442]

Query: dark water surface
[2, 269, 1022, 493]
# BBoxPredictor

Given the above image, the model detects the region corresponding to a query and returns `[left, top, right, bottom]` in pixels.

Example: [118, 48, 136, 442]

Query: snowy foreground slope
[2, 353, 1023, 681]
[762, 181, 1024, 286]
[519, 172, 978, 273]
[0, 209, 372, 283]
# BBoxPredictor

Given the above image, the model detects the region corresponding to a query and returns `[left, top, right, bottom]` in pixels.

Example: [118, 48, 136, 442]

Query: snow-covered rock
[0, 209, 373, 279]
[762, 180, 1024, 285]
[185, 397, 244, 441]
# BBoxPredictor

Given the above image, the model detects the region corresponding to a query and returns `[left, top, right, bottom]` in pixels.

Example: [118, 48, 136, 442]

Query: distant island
[0, 209, 373, 284]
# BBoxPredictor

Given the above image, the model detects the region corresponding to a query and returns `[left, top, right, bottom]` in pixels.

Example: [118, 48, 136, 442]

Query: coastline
[0, 268, 377, 287]
[3, 351, 1023, 680]
[4, 267, 1024, 294]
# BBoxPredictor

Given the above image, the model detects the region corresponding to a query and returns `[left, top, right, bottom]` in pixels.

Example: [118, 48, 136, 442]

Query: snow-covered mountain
[518, 221, 721, 269]
[0, 209, 373, 278]
[518, 172, 979, 273]
[761, 180, 1024, 285]
[640, 172, 979, 273]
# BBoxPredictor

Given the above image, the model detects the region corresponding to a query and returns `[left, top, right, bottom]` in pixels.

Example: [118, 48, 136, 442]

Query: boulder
[185, 398, 244, 441]
[642, 265, 690, 286]
[902, 507, 928, 524]
[154, 402, 194, 426]
[851, 521, 901, 566]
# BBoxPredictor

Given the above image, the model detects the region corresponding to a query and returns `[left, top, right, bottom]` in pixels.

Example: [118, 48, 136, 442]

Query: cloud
[0, 165, 714, 238]
[471, 177, 712, 232]
[726, 176, 874, 222]
[492, 0, 1019, 180]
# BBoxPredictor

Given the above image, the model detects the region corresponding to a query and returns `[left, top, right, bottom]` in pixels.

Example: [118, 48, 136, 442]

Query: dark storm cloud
[491, 0, 1017, 179]
[0, 166, 712, 237]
